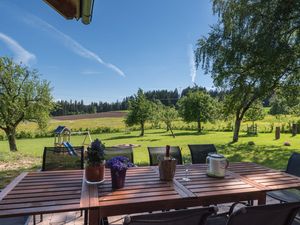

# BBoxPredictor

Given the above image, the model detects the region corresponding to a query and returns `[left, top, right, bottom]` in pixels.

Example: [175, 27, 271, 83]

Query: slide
[63, 142, 78, 156]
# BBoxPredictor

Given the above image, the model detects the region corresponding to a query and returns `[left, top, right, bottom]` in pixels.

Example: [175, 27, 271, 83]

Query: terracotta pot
[111, 168, 127, 189]
[85, 163, 105, 182]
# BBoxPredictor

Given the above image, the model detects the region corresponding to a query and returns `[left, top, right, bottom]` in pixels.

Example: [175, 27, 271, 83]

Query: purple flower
[87, 139, 105, 166]
[106, 156, 134, 171]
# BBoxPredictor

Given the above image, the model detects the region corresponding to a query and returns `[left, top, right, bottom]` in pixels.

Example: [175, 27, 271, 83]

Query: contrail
[23, 15, 125, 77]
[0, 32, 36, 65]
[188, 44, 197, 83]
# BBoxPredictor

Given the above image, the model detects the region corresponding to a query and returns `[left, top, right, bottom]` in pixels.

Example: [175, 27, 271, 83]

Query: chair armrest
[216, 202, 249, 218]
[228, 202, 249, 215]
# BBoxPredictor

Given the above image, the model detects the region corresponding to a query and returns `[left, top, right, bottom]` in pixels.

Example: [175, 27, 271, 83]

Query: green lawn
[1, 129, 300, 189]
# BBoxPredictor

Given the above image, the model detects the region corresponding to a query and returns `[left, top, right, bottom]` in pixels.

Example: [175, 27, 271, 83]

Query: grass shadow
[136, 138, 160, 142]
[216, 143, 298, 169]
[103, 135, 138, 141]
[165, 131, 208, 137]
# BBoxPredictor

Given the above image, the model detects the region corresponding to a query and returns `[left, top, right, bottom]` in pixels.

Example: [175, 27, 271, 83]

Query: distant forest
[51, 86, 270, 116]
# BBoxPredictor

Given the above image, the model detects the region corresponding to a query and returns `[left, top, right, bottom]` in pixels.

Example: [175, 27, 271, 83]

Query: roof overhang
[43, 0, 94, 25]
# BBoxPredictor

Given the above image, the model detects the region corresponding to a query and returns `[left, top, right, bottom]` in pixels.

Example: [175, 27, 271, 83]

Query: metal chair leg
[84, 210, 88, 225]
[247, 200, 254, 205]
[33, 215, 36, 225]
[101, 217, 109, 225]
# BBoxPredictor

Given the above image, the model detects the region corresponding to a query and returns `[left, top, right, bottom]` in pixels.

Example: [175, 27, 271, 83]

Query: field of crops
[2, 110, 299, 139]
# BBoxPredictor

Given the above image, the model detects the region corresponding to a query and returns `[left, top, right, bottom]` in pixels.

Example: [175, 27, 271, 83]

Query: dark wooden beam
[43, 0, 79, 20]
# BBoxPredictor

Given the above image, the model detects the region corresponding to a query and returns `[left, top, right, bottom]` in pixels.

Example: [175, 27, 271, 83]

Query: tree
[177, 90, 216, 133]
[148, 100, 163, 129]
[0, 57, 54, 151]
[244, 102, 266, 127]
[125, 89, 152, 136]
[161, 106, 178, 138]
[196, 0, 300, 142]
[270, 86, 300, 118]
[269, 94, 290, 118]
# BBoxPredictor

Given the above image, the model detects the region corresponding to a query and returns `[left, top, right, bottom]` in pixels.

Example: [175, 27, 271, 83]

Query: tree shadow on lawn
[163, 131, 208, 137]
[216, 143, 298, 170]
[136, 138, 161, 142]
[103, 135, 138, 141]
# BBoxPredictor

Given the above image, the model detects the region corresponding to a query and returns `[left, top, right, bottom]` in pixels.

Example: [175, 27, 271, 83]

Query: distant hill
[52, 111, 127, 121]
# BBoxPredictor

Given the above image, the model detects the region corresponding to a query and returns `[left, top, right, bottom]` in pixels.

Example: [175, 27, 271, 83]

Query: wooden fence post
[292, 124, 297, 136]
[275, 127, 280, 140]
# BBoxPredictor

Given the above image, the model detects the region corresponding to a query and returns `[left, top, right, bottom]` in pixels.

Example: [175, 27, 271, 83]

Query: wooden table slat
[0, 199, 80, 210]
[4, 190, 82, 200]
[0, 194, 81, 205]
[0, 172, 28, 201]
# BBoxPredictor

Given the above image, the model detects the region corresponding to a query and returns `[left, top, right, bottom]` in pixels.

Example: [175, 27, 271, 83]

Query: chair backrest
[147, 146, 182, 166]
[42, 146, 84, 171]
[286, 152, 300, 177]
[227, 202, 300, 225]
[104, 147, 134, 163]
[123, 207, 217, 225]
[188, 144, 217, 164]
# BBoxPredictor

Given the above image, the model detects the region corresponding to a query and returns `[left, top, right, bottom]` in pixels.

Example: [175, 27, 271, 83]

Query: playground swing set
[54, 126, 92, 156]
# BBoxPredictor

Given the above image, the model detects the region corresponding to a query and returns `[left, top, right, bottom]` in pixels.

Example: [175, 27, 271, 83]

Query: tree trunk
[168, 125, 175, 138]
[197, 119, 201, 133]
[166, 125, 169, 132]
[4, 127, 17, 151]
[233, 118, 242, 143]
[140, 122, 144, 136]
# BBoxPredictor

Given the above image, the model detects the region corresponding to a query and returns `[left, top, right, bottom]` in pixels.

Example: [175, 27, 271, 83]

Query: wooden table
[0, 170, 85, 217]
[86, 162, 300, 224]
[1, 162, 300, 225]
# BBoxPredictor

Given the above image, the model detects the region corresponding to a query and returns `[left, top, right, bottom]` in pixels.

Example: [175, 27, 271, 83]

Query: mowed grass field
[1, 127, 300, 188]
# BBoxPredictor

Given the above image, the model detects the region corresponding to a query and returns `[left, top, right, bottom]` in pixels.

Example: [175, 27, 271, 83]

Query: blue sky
[0, 0, 216, 103]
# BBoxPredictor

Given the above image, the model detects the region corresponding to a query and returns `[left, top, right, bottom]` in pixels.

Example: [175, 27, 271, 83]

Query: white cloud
[0, 33, 36, 65]
[23, 15, 125, 77]
[188, 44, 197, 83]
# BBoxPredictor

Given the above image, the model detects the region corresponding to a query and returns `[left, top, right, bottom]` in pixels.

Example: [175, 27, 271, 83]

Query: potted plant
[106, 156, 134, 189]
[85, 139, 105, 183]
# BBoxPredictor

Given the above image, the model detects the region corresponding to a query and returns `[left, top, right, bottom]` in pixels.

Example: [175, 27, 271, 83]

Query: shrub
[16, 131, 33, 139]
[248, 141, 255, 146]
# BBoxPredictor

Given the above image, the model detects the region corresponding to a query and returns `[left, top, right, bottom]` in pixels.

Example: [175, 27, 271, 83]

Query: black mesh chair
[37, 146, 85, 225]
[123, 207, 217, 225]
[268, 153, 300, 203]
[42, 146, 84, 171]
[188, 144, 217, 164]
[206, 202, 300, 225]
[147, 146, 182, 166]
[104, 147, 134, 163]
